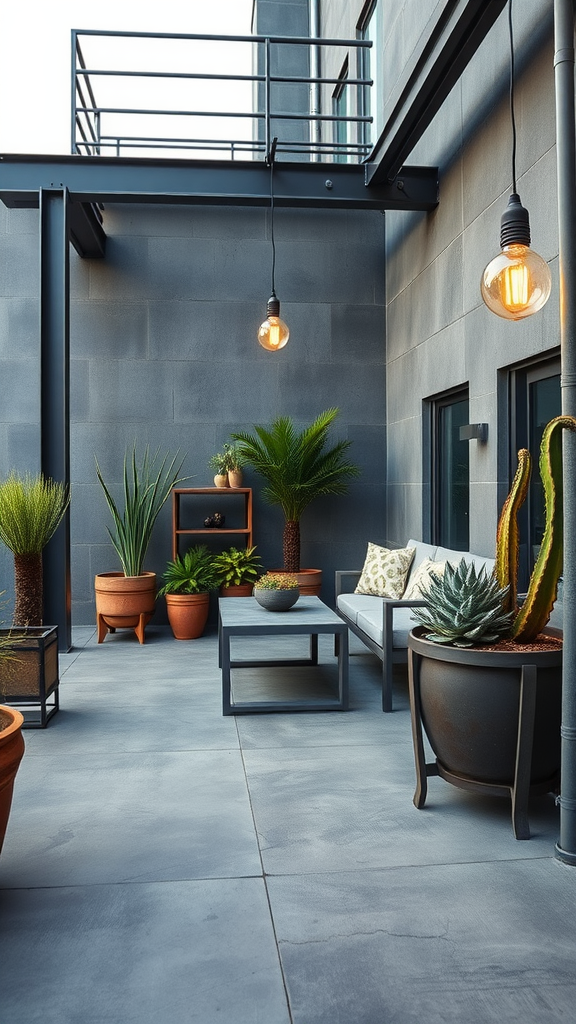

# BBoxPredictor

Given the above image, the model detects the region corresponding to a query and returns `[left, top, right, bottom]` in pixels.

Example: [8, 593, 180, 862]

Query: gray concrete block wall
[0, 198, 386, 625]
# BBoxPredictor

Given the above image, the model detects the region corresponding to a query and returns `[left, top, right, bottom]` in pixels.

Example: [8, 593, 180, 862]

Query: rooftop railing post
[554, 0, 576, 866]
[265, 36, 271, 162]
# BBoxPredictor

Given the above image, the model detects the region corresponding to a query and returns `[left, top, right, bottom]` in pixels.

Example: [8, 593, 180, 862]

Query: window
[431, 389, 470, 550]
[358, 0, 383, 148]
[510, 355, 561, 588]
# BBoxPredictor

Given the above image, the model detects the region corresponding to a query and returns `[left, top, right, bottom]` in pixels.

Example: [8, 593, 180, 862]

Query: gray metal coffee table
[218, 596, 349, 715]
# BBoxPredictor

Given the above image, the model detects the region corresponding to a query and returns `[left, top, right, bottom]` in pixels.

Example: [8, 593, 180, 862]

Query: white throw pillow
[354, 543, 416, 599]
[403, 558, 446, 600]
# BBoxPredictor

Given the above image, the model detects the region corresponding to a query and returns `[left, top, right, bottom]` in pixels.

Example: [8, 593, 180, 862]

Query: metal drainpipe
[309, 0, 321, 161]
[554, 0, 576, 865]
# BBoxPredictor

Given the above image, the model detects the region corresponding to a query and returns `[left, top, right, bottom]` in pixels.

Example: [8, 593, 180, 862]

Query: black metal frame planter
[0, 627, 59, 728]
[407, 626, 562, 840]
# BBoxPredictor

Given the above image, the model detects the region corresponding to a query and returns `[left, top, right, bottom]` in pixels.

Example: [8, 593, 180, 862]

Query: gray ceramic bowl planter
[407, 626, 562, 840]
[254, 588, 300, 612]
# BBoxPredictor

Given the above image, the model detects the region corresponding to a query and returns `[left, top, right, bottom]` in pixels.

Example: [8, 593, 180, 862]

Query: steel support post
[40, 188, 71, 652]
[554, 0, 576, 865]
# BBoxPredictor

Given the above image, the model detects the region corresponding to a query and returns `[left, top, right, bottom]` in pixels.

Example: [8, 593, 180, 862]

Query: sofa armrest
[335, 570, 361, 598]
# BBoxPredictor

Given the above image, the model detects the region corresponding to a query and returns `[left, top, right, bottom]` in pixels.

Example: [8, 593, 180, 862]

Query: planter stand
[0, 627, 59, 728]
[407, 644, 560, 840]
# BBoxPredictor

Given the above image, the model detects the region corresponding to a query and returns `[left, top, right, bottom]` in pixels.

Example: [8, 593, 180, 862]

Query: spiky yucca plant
[232, 409, 359, 572]
[96, 446, 187, 578]
[412, 560, 514, 648]
[0, 473, 70, 626]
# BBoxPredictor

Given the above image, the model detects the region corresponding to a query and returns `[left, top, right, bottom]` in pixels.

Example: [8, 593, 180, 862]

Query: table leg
[337, 627, 349, 710]
[221, 626, 232, 715]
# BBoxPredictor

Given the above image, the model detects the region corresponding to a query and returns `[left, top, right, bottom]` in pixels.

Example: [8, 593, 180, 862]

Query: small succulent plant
[254, 572, 299, 591]
[412, 559, 513, 648]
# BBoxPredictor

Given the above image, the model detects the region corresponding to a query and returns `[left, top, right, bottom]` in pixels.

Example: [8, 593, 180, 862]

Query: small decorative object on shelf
[212, 512, 225, 528]
[253, 572, 300, 612]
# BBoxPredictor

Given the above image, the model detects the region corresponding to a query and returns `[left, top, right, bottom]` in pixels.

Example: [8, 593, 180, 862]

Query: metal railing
[72, 29, 372, 163]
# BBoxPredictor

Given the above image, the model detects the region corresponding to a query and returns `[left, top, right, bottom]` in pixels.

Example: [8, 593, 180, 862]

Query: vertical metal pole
[554, 0, 576, 864]
[309, 0, 322, 161]
[40, 188, 71, 652]
[71, 30, 77, 154]
[265, 36, 271, 162]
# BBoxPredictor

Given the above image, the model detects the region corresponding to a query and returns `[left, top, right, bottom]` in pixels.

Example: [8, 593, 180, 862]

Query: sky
[0, 0, 255, 155]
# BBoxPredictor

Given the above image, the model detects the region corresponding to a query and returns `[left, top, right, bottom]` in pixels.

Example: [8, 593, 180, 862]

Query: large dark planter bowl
[407, 627, 563, 839]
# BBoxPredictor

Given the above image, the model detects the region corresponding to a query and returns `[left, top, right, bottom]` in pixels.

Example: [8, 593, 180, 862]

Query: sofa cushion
[435, 546, 495, 576]
[405, 539, 439, 588]
[336, 593, 381, 627]
[403, 557, 447, 600]
[356, 605, 418, 649]
[354, 542, 415, 599]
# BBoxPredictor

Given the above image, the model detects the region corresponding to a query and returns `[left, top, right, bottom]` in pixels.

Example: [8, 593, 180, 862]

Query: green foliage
[158, 545, 218, 596]
[231, 408, 359, 523]
[213, 546, 261, 587]
[0, 473, 70, 556]
[254, 572, 299, 591]
[496, 415, 576, 642]
[209, 443, 245, 475]
[412, 559, 513, 648]
[96, 446, 187, 578]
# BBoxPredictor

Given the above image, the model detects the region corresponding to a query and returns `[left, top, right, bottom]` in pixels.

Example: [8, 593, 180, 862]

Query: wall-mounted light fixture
[459, 423, 489, 443]
[258, 138, 290, 351]
[481, 0, 551, 320]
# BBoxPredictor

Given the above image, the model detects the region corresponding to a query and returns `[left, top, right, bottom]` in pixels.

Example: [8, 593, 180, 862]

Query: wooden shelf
[171, 487, 253, 559]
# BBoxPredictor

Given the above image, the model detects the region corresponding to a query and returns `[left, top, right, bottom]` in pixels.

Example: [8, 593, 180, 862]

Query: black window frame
[429, 386, 470, 550]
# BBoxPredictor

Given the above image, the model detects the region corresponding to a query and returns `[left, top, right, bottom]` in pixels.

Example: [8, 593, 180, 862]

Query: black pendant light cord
[270, 153, 276, 296]
[508, 0, 517, 194]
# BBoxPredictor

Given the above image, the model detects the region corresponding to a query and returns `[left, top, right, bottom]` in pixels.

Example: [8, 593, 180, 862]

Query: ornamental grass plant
[0, 473, 70, 625]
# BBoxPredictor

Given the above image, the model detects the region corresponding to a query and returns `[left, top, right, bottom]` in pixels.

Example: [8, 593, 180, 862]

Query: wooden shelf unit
[171, 487, 253, 560]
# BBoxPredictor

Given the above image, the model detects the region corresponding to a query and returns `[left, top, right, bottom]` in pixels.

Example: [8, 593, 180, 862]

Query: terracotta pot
[270, 569, 322, 596]
[0, 706, 25, 858]
[214, 474, 229, 488]
[165, 592, 210, 639]
[219, 583, 253, 598]
[95, 572, 157, 645]
[228, 469, 243, 488]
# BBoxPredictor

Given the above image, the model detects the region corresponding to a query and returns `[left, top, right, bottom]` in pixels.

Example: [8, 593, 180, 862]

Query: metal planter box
[0, 626, 59, 728]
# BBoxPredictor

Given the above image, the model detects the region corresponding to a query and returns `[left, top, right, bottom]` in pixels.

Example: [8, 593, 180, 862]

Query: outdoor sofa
[335, 538, 495, 712]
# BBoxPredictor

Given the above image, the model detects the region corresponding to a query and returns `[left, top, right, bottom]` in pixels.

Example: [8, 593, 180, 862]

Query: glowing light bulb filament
[502, 261, 529, 310]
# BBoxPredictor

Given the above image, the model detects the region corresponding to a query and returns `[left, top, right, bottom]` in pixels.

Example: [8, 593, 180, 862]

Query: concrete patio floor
[1, 624, 576, 1023]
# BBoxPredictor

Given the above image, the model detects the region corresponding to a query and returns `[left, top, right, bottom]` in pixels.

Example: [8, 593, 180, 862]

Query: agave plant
[232, 409, 359, 572]
[412, 560, 513, 648]
[157, 545, 218, 596]
[0, 473, 70, 625]
[96, 446, 187, 578]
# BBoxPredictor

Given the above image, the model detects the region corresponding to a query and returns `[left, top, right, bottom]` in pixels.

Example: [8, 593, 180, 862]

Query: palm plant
[96, 446, 187, 578]
[158, 545, 218, 596]
[232, 409, 359, 572]
[0, 473, 70, 625]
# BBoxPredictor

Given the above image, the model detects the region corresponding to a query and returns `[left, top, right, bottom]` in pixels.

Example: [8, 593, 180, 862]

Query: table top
[218, 595, 344, 630]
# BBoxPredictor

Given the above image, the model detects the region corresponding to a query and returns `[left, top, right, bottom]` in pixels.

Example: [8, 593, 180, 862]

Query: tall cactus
[496, 415, 576, 642]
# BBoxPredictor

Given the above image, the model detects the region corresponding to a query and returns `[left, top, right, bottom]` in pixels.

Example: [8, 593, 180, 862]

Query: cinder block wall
[0, 201, 386, 624]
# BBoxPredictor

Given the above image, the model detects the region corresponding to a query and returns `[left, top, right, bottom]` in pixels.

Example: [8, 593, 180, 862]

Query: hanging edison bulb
[481, 195, 551, 319]
[257, 293, 290, 351]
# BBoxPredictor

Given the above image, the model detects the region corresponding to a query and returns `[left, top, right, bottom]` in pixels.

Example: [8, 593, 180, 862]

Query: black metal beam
[365, 0, 508, 185]
[40, 188, 71, 651]
[0, 154, 438, 212]
[69, 201, 106, 258]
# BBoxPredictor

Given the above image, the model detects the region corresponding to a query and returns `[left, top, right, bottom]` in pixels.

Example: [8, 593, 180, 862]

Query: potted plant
[253, 572, 300, 612]
[95, 445, 186, 644]
[209, 443, 245, 488]
[0, 472, 70, 627]
[158, 544, 219, 639]
[232, 408, 359, 595]
[407, 415, 576, 839]
[213, 545, 262, 597]
[0, 626, 25, 858]
[0, 473, 69, 724]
